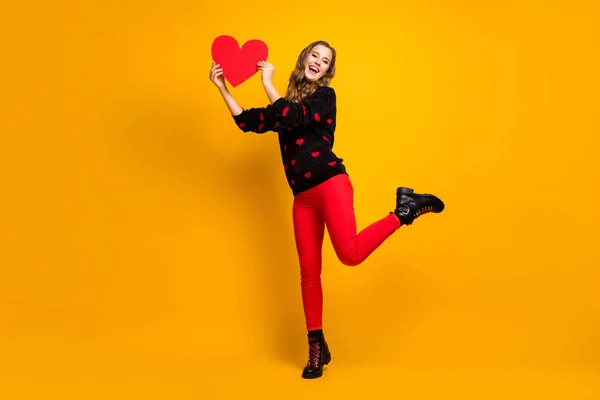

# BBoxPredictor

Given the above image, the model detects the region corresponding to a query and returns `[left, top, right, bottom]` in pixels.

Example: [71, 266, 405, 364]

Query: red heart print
[312, 151, 319, 157]
[328, 161, 337, 166]
[327, 118, 333, 124]
[314, 113, 320, 121]
[304, 172, 311, 178]
[296, 138, 304, 145]
[291, 159, 296, 165]
[211, 35, 269, 87]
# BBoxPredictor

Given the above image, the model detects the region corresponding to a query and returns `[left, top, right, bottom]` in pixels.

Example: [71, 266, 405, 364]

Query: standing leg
[292, 193, 326, 331]
[293, 191, 332, 380]
[319, 174, 401, 266]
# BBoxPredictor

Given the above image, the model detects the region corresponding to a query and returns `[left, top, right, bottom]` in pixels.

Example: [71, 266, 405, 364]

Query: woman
[209, 40, 445, 379]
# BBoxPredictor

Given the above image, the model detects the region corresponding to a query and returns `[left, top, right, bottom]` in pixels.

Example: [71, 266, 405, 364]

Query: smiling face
[285, 41, 336, 102]
[304, 44, 333, 82]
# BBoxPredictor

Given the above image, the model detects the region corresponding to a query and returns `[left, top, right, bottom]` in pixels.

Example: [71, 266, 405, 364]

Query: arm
[262, 80, 282, 104]
[210, 61, 275, 134]
[217, 86, 244, 116]
[271, 86, 336, 128]
[218, 86, 276, 133]
[256, 61, 336, 128]
[257, 61, 336, 127]
[231, 103, 277, 134]
[257, 61, 282, 104]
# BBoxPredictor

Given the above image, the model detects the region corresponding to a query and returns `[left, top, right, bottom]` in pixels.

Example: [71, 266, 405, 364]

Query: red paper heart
[211, 35, 268, 87]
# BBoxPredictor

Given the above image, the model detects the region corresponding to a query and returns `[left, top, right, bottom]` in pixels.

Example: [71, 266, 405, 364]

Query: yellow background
[2, 0, 599, 398]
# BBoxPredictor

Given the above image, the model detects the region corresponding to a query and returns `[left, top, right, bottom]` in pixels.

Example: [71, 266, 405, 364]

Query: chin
[304, 68, 323, 82]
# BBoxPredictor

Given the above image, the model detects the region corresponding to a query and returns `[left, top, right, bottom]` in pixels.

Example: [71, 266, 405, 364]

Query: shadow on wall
[114, 97, 305, 365]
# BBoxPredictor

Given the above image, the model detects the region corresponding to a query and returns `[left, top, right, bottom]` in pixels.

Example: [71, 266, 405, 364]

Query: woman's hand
[210, 61, 227, 90]
[257, 60, 275, 83]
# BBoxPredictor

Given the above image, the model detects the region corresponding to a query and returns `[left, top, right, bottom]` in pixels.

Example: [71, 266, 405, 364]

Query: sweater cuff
[232, 110, 245, 122]
[272, 97, 287, 110]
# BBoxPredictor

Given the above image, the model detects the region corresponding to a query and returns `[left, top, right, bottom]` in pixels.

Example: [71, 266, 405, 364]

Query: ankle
[308, 329, 324, 339]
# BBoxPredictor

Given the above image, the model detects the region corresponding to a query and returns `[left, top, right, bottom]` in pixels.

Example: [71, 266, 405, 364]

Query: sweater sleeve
[271, 86, 335, 128]
[231, 105, 277, 134]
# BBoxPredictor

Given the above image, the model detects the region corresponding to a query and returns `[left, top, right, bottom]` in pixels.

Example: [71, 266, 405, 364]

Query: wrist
[218, 86, 230, 95]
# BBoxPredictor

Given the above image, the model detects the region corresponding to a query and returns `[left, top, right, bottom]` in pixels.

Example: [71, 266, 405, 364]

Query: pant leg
[292, 192, 326, 331]
[318, 174, 401, 266]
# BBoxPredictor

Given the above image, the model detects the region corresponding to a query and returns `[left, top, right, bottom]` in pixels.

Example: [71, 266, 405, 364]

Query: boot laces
[415, 205, 433, 218]
[308, 341, 321, 367]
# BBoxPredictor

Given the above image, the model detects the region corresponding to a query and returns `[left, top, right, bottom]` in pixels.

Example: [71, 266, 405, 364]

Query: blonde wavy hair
[284, 40, 336, 102]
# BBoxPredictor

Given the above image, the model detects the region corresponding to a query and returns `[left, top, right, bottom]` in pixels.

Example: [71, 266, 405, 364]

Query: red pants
[292, 174, 401, 331]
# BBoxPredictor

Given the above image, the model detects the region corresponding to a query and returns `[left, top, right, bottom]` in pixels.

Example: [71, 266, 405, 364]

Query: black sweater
[232, 86, 348, 196]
